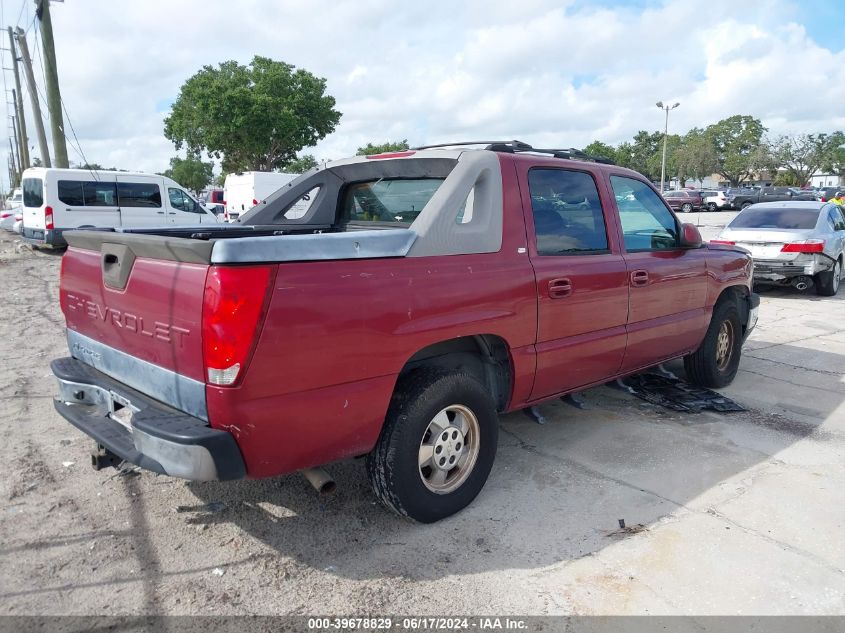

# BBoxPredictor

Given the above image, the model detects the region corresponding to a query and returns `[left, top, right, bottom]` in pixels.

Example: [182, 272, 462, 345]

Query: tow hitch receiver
[91, 443, 122, 471]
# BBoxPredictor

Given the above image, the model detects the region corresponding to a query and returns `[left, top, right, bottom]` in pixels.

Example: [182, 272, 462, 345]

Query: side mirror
[680, 222, 703, 248]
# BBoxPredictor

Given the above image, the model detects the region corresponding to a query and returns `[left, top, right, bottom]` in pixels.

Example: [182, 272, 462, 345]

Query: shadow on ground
[178, 343, 842, 582]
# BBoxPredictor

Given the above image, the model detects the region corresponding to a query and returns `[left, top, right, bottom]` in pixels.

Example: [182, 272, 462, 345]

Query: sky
[2, 0, 845, 183]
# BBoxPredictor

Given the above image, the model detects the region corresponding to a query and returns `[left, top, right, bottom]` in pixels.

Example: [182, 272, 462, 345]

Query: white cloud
[3, 0, 843, 181]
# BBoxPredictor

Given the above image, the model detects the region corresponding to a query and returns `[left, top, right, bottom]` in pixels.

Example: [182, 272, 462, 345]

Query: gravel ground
[0, 227, 843, 616]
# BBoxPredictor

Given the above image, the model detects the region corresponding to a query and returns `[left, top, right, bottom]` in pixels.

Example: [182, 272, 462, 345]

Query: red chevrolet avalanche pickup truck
[52, 141, 758, 522]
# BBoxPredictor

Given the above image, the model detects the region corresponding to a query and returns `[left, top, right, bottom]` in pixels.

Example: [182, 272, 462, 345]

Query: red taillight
[0, 212, 11, 219]
[201, 265, 275, 386]
[821, 197, 828, 202]
[252, 198, 258, 206]
[781, 239, 825, 253]
[45, 205, 54, 230]
[710, 239, 736, 245]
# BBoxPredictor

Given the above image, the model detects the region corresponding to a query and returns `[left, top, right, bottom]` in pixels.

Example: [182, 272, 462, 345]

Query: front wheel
[366, 369, 498, 523]
[815, 259, 842, 296]
[741, 201, 753, 209]
[684, 300, 743, 388]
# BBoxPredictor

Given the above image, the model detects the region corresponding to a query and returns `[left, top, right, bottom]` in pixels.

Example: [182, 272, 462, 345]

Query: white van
[20, 168, 219, 247]
[223, 171, 298, 222]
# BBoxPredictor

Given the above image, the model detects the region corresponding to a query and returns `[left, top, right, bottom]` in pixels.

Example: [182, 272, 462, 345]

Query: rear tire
[815, 259, 842, 296]
[681, 203, 693, 213]
[707, 202, 717, 212]
[741, 201, 753, 209]
[684, 300, 743, 388]
[366, 368, 498, 523]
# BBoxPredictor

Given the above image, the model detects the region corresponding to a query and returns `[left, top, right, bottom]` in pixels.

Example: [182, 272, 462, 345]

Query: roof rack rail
[412, 141, 520, 150]
[412, 140, 615, 165]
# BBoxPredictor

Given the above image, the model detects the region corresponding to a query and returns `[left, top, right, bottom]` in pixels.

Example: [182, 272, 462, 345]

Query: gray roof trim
[210, 229, 417, 264]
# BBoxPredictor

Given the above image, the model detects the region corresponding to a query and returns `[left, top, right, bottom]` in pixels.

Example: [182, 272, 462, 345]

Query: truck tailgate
[60, 245, 208, 383]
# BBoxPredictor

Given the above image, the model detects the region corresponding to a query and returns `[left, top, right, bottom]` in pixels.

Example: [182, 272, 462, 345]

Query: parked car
[0, 208, 16, 230]
[5, 187, 22, 210]
[201, 188, 225, 216]
[816, 186, 841, 202]
[712, 201, 845, 295]
[663, 189, 704, 212]
[701, 190, 730, 211]
[223, 171, 299, 222]
[728, 186, 814, 210]
[19, 168, 220, 248]
[12, 211, 22, 234]
[50, 141, 758, 523]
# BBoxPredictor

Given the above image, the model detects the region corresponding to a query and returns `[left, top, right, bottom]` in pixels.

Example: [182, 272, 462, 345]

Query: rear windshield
[730, 207, 820, 229]
[22, 178, 43, 207]
[340, 178, 443, 225]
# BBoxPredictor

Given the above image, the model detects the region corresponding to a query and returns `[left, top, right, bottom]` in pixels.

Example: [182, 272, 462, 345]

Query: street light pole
[656, 101, 679, 192]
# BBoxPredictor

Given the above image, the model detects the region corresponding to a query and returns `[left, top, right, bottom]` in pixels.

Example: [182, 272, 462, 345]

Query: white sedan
[712, 201, 845, 296]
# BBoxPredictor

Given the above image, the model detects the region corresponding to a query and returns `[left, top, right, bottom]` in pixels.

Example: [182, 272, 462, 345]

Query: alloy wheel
[715, 320, 735, 372]
[418, 404, 480, 494]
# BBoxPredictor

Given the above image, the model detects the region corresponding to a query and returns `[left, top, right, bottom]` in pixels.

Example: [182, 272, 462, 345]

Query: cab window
[168, 188, 203, 213]
[528, 168, 609, 255]
[611, 176, 680, 251]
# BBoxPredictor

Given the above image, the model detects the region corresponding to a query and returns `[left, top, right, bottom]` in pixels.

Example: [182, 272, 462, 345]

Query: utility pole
[36, 0, 68, 168]
[8, 138, 18, 186]
[11, 114, 22, 175]
[14, 28, 50, 167]
[7, 27, 29, 168]
[12, 90, 28, 168]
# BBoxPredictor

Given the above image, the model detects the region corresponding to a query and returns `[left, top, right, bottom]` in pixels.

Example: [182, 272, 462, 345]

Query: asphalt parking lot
[0, 217, 843, 616]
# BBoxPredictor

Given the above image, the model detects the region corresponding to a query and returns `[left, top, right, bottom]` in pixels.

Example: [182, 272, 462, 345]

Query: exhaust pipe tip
[792, 275, 812, 291]
[301, 468, 336, 496]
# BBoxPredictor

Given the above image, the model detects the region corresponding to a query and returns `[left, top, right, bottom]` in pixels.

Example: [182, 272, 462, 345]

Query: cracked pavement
[0, 223, 843, 615]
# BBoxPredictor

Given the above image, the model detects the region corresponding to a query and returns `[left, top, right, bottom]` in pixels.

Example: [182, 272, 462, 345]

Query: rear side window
[283, 186, 320, 219]
[730, 208, 820, 229]
[58, 180, 118, 207]
[340, 178, 443, 225]
[528, 168, 609, 255]
[22, 178, 43, 207]
[118, 182, 161, 208]
[611, 176, 680, 251]
[58, 180, 84, 206]
[832, 206, 845, 231]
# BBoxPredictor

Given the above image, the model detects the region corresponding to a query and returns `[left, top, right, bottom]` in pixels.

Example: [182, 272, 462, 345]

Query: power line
[29, 21, 90, 171]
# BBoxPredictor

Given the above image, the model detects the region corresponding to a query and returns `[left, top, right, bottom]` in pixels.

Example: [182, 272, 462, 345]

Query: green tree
[615, 131, 663, 181]
[767, 132, 845, 186]
[705, 115, 767, 186]
[284, 154, 319, 173]
[162, 155, 214, 195]
[356, 140, 410, 156]
[582, 141, 617, 163]
[673, 128, 718, 187]
[164, 56, 341, 173]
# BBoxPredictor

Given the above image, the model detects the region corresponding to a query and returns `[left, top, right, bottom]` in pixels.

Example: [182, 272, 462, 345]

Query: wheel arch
[398, 334, 513, 412]
[714, 284, 752, 333]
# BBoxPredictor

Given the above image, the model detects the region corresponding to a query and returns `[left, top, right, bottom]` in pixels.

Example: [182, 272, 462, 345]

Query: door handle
[156, 211, 165, 214]
[630, 270, 649, 287]
[548, 277, 573, 298]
